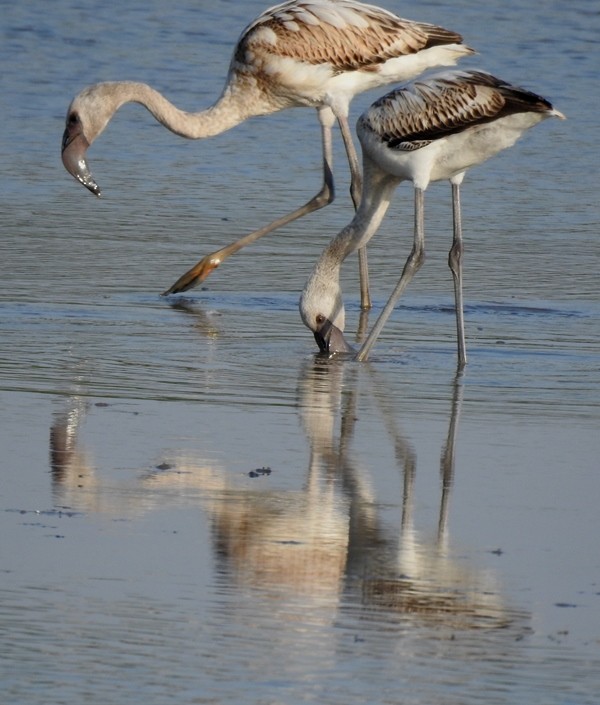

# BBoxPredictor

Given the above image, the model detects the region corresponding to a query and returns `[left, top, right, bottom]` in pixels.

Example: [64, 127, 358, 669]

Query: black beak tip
[313, 321, 354, 357]
[313, 331, 329, 355]
[86, 181, 102, 197]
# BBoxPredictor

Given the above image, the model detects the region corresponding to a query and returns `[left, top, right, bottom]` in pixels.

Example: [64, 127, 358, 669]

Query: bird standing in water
[299, 69, 565, 366]
[61, 0, 474, 306]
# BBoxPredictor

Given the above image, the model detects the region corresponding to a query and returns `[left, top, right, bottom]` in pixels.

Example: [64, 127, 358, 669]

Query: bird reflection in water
[49, 362, 521, 631]
[156, 361, 515, 630]
[354, 364, 478, 625]
[166, 298, 222, 340]
[49, 395, 98, 509]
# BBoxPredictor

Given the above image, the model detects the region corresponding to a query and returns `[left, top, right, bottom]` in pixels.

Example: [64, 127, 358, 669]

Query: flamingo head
[61, 84, 122, 197]
[299, 270, 354, 356]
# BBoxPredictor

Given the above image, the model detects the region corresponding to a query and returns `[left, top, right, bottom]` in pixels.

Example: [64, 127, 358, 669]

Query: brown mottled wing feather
[361, 71, 553, 149]
[237, 1, 463, 71]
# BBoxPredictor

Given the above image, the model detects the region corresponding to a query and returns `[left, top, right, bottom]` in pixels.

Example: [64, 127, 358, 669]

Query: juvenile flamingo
[60, 0, 474, 306]
[299, 69, 565, 365]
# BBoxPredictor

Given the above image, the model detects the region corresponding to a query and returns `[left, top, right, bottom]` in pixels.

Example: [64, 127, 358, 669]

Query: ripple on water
[1, 1, 599, 703]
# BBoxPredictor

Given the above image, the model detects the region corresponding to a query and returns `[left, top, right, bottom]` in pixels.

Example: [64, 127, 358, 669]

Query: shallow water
[1, 0, 599, 703]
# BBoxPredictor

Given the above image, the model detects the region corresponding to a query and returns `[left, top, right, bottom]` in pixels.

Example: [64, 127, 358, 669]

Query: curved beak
[314, 319, 354, 356]
[61, 124, 101, 196]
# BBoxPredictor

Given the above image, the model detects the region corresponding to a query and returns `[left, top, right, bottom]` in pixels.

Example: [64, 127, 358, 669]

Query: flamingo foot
[162, 254, 222, 295]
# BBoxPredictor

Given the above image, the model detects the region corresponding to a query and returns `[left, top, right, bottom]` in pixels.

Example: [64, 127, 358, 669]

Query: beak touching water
[61, 121, 101, 196]
[313, 318, 355, 356]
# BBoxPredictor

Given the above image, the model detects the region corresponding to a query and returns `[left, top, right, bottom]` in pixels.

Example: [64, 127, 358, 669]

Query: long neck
[317, 160, 399, 278]
[99, 77, 275, 140]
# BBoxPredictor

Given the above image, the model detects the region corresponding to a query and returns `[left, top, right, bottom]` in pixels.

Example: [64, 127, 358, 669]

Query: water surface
[1, 1, 599, 703]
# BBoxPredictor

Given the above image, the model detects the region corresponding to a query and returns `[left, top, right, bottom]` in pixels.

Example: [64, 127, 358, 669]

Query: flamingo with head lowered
[61, 0, 474, 308]
[299, 69, 565, 366]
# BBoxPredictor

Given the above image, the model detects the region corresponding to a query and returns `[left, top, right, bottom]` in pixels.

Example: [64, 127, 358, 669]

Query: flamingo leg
[164, 108, 373, 309]
[448, 180, 467, 367]
[162, 108, 335, 296]
[337, 112, 371, 311]
[356, 187, 426, 362]
[162, 107, 337, 296]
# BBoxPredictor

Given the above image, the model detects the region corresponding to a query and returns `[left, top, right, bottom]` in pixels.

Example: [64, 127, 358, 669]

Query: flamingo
[60, 0, 474, 307]
[299, 69, 565, 365]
